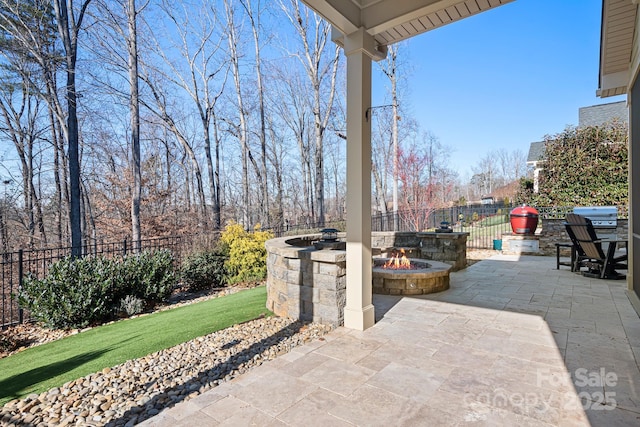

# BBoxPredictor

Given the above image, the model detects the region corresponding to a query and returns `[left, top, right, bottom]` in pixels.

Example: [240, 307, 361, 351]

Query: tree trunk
[212, 115, 222, 229]
[126, 0, 141, 251]
[225, 0, 250, 228]
[51, 109, 63, 245]
[241, 0, 269, 227]
[0, 201, 7, 255]
[53, 0, 92, 257]
[140, 72, 207, 221]
[283, 2, 340, 227]
[267, 119, 285, 232]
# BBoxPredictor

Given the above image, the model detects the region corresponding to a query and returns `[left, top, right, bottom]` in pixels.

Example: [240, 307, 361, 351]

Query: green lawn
[461, 214, 511, 242]
[0, 286, 270, 406]
[463, 222, 507, 241]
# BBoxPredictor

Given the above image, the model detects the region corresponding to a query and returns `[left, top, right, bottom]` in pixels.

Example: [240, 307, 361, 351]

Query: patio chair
[564, 213, 627, 279]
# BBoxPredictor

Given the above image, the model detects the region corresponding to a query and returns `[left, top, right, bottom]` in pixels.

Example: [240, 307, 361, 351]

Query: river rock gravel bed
[0, 316, 333, 426]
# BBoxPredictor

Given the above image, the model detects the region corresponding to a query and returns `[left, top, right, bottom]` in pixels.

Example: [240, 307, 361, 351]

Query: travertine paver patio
[139, 254, 640, 426]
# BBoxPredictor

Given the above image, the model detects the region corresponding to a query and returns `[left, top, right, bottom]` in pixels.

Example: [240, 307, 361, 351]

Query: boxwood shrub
[120, 250, 175, 303]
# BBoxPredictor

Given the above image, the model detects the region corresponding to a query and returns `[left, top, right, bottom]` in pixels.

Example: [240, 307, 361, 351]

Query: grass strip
[0, 286, 270, 406]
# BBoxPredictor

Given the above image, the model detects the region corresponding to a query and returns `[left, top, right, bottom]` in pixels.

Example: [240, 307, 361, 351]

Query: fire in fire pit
[372, 256, 451, 295]
[383, 249, 417, 270]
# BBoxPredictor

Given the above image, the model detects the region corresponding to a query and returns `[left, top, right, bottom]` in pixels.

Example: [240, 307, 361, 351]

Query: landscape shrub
[118, 295, 145, 316]
[19, 256, 116, 329]
[517, 122, 628, 206]
[121, 250, 176, 303]
[19, 250, 176, 329]
[220, 222, 273, 284]
[180, 248, 228, 292]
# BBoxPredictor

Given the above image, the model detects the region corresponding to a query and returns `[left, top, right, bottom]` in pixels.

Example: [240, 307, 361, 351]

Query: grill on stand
[573, 206, 618, 240]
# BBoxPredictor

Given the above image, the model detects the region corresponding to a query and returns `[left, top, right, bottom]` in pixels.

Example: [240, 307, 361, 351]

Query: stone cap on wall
[265, 235, 346, 263]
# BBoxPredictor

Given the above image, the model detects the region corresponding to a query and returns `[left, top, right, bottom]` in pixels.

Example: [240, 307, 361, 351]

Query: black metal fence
[266, 204, 516, 248]
[1, 233, 220, 329]
[263, 204, 517, 249]
[371, 204, 515, 249]
[3, 205, 628, 328]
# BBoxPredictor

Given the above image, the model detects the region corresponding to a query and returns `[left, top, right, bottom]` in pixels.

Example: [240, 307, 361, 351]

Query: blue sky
[372, 0, 626, 178]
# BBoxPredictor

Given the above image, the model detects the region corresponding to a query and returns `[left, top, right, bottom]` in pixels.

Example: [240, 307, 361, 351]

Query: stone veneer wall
[266, 235, 346, 326]
[265, 231, 468, 327]
[372, 231, 468, 271]
[536, 219, 629, 255]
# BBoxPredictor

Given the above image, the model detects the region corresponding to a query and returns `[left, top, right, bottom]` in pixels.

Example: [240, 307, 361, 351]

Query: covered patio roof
[598, 0, 637, 97]
[303, 0, 514, 47]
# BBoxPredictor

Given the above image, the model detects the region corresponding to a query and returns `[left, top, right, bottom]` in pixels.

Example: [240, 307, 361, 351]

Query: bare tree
[265, 113, 286, 229]
[0, 86, 48, 248]
[0, 0, 70, 247]
[156, 0, 228, 229]
[0, 0, 360, 245]
[472, 153, 499, 196]
[379, 44, 401, 230]
[139, 71, 208, 221]
[281, 0, 340, 227]
[271, 68, 314, 223]
[126, 0, 142, 250]
[397, 141, 437, 231]
[496, 148, 527, 183]
[371, 115, 392, 215]
[52, 0, 93, 256]
[224, 0, 252, 227]
[89, 0, 150, 248]
[240, 0, 270, 226]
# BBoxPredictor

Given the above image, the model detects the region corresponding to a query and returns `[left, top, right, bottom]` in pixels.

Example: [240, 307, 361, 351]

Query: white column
[341, 28, 385, 330]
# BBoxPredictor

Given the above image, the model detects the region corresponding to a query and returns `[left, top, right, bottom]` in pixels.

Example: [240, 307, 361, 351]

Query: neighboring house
[476, 181, 520, 206]
[526, 100, 628, 192]
[526, 141, 545, 193]
[578, 100, 628, 127]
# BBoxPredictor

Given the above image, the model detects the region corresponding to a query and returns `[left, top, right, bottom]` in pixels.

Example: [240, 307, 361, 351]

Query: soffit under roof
[300, 0, 514, 47]
[598, 0, 637, 97]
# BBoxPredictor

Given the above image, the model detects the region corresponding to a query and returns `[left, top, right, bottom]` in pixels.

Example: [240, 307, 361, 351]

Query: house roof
[301, 0, 514, 49]
[526, 141, 545, 164]
[578, 100, 628, 127]
[598, 0, 637, 97]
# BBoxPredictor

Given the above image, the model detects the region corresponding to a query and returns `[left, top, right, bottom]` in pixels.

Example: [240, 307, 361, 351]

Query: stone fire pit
[266, 231, 467, 326]
[372, 257, 451, 295]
